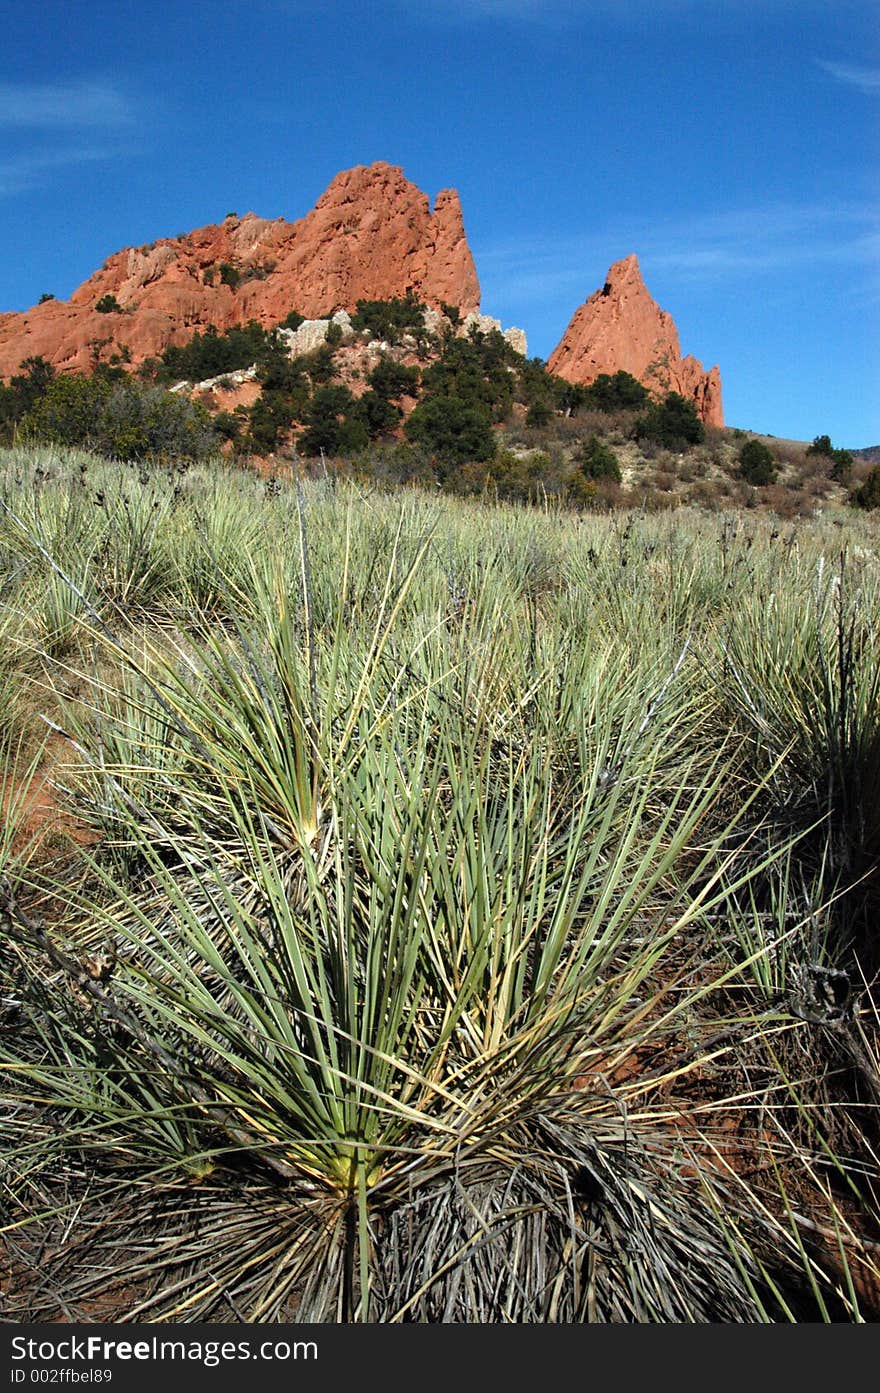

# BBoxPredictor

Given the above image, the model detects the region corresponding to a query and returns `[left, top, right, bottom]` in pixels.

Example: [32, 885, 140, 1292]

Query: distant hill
[854, 445, 880, 464]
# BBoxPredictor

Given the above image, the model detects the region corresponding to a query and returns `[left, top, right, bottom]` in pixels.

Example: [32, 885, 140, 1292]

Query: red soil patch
[1, 745, 96, 858]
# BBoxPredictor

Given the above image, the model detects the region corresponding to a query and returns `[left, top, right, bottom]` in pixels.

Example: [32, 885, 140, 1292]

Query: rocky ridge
[0, 163, 481, 378]
[0, 167, 723, 429]
[548, 254, 723, 426]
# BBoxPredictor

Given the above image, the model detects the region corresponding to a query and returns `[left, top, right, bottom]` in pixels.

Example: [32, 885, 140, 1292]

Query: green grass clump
[1, 446, 878, 1322]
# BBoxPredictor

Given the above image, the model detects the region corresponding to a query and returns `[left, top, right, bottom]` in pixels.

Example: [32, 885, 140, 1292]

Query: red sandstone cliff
[548, 254, 723, 427]
[0, 163, 481, 378]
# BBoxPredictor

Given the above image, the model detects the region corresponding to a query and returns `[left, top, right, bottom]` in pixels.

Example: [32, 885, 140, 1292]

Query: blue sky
[0, 0, 877, 444]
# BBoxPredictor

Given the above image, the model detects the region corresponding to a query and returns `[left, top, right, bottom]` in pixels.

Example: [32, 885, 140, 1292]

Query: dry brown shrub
[687, 479, 728, 509]
[759, 483, 812, 518]
[769, 440, 805, 468]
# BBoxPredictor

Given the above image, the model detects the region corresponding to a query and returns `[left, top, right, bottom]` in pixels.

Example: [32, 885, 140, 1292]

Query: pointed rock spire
[548, 254, 723, 426]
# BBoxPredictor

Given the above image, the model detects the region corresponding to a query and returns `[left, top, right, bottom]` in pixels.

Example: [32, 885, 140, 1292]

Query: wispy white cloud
[646, 203, 880, 279]
[817, 61, 880, 94]
[0, 148, 120, 197]
[476, 200, 880, 306]
[395, 0, 633, 28]
[0, 80, 137, 198]
[403, 0, 571, 16]
[401, 0, 829, 25]
[0, 81, 132, 129]
[443, 0, 549, 13]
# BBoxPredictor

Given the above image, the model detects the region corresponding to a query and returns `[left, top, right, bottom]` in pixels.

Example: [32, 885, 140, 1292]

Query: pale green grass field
[1, 444, 878, 1321]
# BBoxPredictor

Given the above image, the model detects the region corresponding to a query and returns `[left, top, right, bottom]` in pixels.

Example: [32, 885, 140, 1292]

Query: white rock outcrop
[461, 312, 527, 356]
[279, 310, 355, 356]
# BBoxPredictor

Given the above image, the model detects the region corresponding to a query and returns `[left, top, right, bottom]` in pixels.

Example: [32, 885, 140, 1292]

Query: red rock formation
[548, 254, 723, 426]
[0, 163, 481, 378]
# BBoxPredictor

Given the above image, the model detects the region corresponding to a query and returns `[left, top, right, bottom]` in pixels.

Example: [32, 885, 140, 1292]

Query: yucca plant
[711, 550, 880, 975]
[0, 607, 34, 755]
[3, 455, 879, 1323]
[1, 541, 817, 1323]
[3, 728, 807, 1321]
[90, 477, 179, 613]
